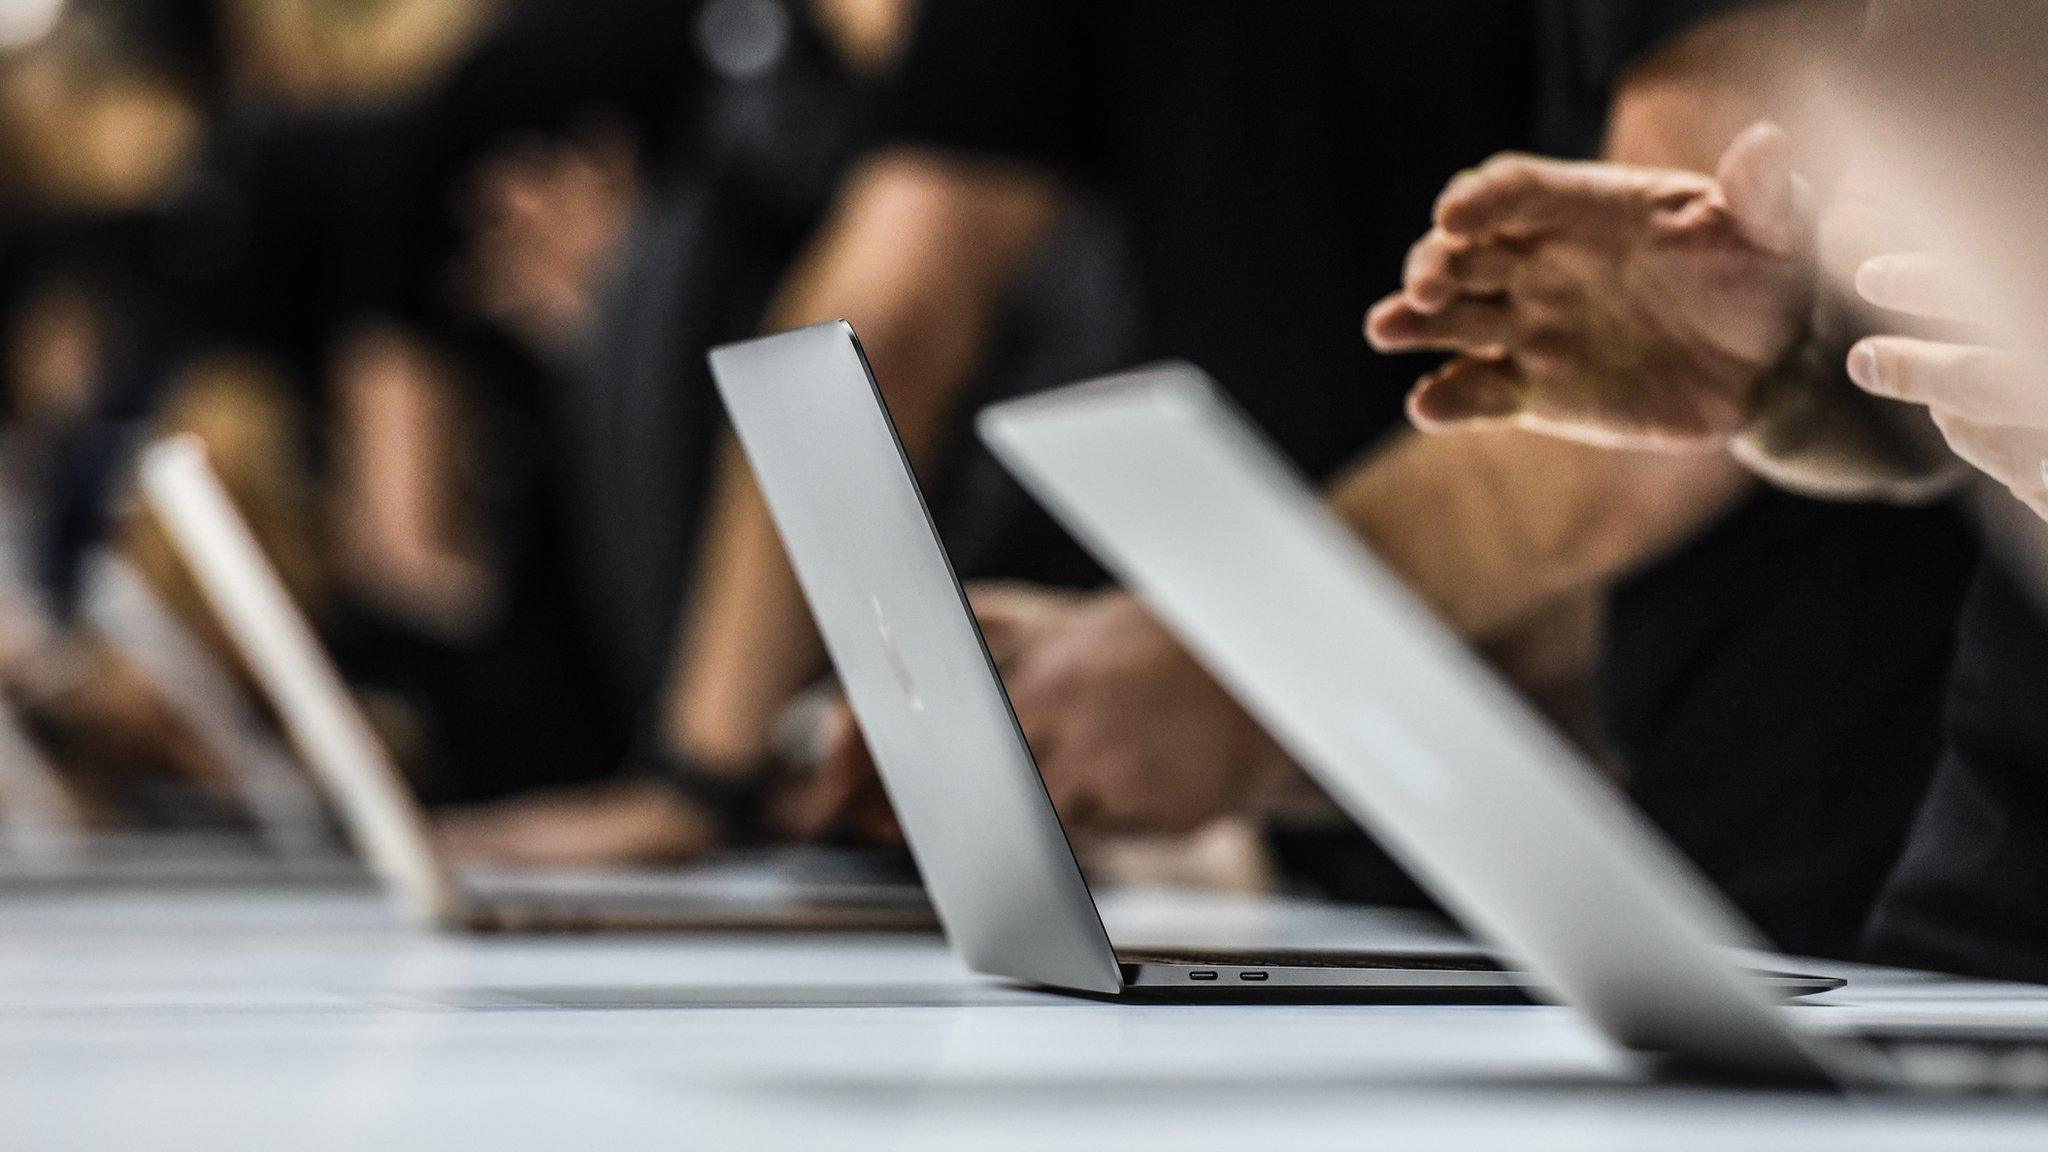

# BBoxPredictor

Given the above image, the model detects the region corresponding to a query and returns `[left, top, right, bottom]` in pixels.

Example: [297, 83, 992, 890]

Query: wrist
[1730, 299, 1967, 504]
[623, 721, 776, 846]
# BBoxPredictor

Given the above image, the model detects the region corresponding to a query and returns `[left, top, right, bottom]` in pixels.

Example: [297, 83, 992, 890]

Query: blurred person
[0, 275, 243, 827]
[442, 0, 1550, 883]
[784, 0, 1967, 959]
[1818, 3, 2048, 984]
[0, 8, 204, 212]
[145, 0, 938, 816]
[1851, 239, 2048, 975]
[0, 4, 246, 826]
[355, 0, 934, 820]
[446, 0, 1972, 959]
[1367, 1, 2048, 980]
[0, 0, 548, 820]
[96, 0, 763, 808]
[435, 0, 1156, 858]
[0, 0, 524, 832]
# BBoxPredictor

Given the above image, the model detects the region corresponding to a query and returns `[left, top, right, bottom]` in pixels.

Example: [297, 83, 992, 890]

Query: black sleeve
[878, 0, 1112, 179]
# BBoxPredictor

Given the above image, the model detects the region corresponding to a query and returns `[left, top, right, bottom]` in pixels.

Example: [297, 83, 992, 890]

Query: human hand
[792, 584, 1293, 837]
[1847, 252, 2048, 519]
[778, 698, 903, 846]
[458, 125, 641, 357]
[433, 779, 720, 868]
[784, 583, 1085, 841]
[974, 585, 1290, 834]
[1367, 123, 1814, 448]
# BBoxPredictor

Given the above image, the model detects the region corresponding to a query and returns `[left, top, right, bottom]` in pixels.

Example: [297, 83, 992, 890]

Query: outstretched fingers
[1366, 295, 1514, 355]
[1402, 229, 1521, 312]
[1435, 154, 1627, 239]
[1407, 355, 1525, 430]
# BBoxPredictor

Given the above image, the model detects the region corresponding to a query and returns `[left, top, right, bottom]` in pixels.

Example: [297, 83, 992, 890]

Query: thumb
[1717, 122, 1811, 257]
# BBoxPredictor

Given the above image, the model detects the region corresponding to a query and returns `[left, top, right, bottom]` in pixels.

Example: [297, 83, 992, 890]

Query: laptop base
[1101, 949, 1839, 1005]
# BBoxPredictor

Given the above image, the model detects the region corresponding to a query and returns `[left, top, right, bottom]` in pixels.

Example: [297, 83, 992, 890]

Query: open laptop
[137, 435, 933, 933]
[711, 322, 1568, 1001]
[83, 551, 339, 861]
[980, 364, 2048, 1091]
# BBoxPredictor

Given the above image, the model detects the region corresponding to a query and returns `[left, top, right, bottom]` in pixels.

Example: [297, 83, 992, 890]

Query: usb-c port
[1189, 970, 1219, 981]
[1238, 970, 1269, 982]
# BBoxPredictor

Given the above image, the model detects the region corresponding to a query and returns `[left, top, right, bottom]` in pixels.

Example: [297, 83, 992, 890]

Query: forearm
[332, 326, 491, 634]
[664, 152, 1065, 765]
[667, 443, 824, 766]
[338, 330, 446, 568]
[1330, 428, 1751, 641]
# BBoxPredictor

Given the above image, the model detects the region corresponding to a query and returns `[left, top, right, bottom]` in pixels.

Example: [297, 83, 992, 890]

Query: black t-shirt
[1607, 491, 1976, 956]
[1864, 563, 2048, 982]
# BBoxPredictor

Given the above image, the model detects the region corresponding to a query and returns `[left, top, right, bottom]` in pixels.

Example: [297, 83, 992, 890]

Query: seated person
[1364, 0, 2048, 980]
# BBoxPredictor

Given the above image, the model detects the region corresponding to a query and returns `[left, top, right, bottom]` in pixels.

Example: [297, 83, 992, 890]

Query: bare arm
[1331, 428, 1749, 643]
[1342, 1, 1877, 642]
[664, 151, 1067, 769]
[331, 325, 495, 640]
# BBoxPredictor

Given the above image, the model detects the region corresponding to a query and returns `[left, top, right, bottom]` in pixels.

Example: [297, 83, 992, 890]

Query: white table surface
[6, 882, 2048, 1151]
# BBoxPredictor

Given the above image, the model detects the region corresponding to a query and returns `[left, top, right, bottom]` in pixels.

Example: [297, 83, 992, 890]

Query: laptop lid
[138, 436, 463, 927]
[979, 366, 1841, 1080]
[709, 323, 1122, 995]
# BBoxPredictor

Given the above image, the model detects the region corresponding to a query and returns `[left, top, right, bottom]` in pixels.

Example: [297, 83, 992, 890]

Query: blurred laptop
[0, 631, 343, 890]
[82, 552, 338, 861]
[139, 435, 932, 932]
[980, 365, 2048, 1091]
[0, 484, 337, 887]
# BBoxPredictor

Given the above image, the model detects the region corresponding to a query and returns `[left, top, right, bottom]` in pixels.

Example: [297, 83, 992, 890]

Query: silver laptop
[138, 435, 933, 933]
[980, 364, 2048, 1090]
[711, 321, 1566, 1000]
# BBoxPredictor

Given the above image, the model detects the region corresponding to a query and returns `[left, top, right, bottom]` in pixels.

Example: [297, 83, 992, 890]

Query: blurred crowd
[0, 0, 933, 839]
